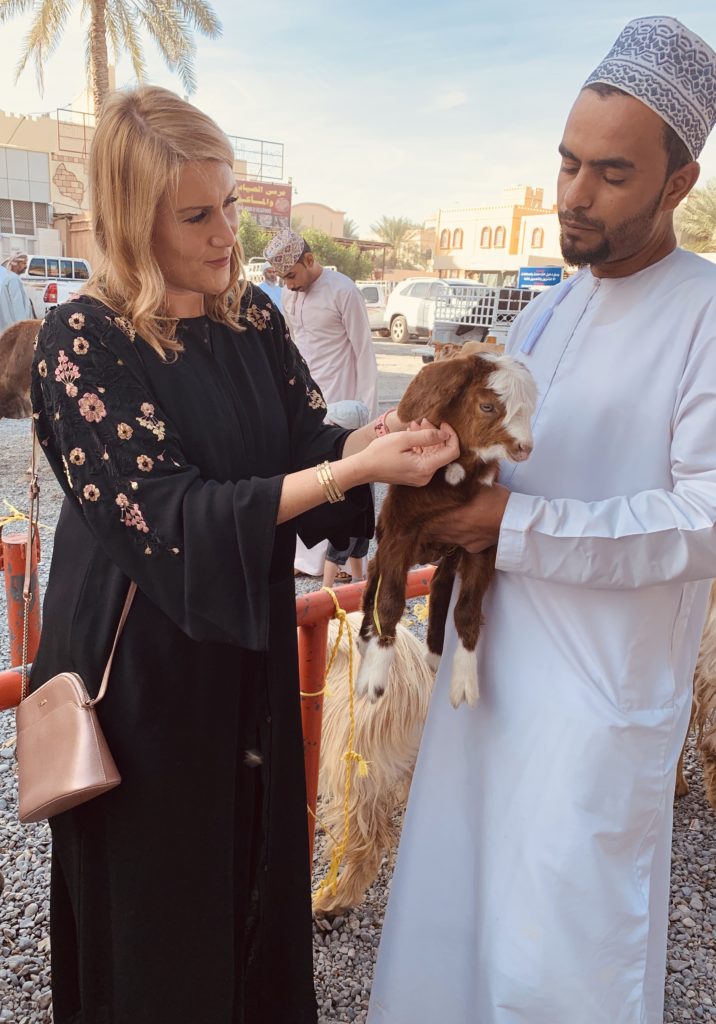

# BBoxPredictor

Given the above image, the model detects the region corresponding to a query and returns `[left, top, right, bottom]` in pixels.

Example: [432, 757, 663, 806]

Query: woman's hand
[354, 422, 459, 486]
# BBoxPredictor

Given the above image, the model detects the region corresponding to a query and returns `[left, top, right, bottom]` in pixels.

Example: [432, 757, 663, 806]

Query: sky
[2, 1, 716, 235]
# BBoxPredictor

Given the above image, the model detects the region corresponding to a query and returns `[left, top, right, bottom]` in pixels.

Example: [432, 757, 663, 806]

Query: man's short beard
[560, 191, 663, 267]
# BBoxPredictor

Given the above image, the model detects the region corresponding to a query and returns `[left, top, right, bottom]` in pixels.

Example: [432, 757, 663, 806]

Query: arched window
[494, 226, 506, 248]
[480, 226, 492, 248]
[452, 228, 464, 249]
[531, 227, 544, 249]
[440, 228, 451, 249]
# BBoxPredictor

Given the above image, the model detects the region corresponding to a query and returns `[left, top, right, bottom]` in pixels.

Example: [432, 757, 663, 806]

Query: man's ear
[398, 356, 475, 424]
[663, 160, 701, 211]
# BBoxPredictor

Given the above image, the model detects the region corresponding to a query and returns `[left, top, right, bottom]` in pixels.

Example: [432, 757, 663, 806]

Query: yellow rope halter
[311, 586, 370, 905]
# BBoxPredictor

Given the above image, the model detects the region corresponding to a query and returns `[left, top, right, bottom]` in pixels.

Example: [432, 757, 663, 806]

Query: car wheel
[390, 315, 409, 344]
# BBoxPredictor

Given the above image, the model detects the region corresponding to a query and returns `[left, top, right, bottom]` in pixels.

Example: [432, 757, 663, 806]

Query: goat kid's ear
[398, 356, 474, 424]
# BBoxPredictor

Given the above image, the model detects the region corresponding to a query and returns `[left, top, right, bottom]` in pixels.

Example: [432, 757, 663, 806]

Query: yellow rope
[372, 574, 383, 637]
[0, 500, 52, 532]
[312, 586, 370, 905]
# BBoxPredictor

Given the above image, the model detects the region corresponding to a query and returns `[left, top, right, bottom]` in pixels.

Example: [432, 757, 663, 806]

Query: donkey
[356, 343, 537, 709]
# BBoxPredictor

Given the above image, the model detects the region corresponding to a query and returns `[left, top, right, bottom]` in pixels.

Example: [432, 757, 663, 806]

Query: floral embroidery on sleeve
[33, 302, 186, 559]
[245, 304, 271, 331]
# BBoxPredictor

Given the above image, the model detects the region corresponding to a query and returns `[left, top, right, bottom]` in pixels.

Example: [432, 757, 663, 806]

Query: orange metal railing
[0, 538, 435, 862]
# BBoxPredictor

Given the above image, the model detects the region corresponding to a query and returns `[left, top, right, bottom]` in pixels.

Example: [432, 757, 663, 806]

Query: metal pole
[299, 618, 329, 864]
[2, 532, 41, 668]
[295, 567, 436, 863]
[0, 667, 23, 711]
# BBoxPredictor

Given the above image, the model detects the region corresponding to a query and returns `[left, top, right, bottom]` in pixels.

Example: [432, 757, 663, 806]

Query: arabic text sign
[237, 181, 292, 230]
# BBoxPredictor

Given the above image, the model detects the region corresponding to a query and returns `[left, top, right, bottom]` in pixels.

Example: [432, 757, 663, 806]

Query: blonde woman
[31, 86, 458, 1024]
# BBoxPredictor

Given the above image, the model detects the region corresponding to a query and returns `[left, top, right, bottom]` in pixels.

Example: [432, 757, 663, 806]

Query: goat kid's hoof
[449, 645, 479, 709]
[425, 649, 441, 672]
[355, 636, 394, 702]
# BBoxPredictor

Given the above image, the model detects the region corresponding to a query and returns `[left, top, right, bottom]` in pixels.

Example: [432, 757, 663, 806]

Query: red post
[295, 566, 436, 863]
[2, 531, 41, 668]
[0, 667, 23, 711]
[299, 619, 330, 864]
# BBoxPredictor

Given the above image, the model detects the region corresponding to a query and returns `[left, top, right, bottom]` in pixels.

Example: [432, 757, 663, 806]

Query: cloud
[427, 89, 468, 112]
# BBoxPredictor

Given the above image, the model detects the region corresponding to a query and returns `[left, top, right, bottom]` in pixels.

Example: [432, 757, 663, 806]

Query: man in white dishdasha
[368, 16, 716, 1024]
[265, 229, 378, 575]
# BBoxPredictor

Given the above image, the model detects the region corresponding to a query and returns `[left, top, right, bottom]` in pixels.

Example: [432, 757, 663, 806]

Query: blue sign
[518, 266, 564, 288]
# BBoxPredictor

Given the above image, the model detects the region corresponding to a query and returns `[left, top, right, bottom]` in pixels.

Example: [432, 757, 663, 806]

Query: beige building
[292, 202, 345, 237]
[1, 77, 249, 263]
[434, 186, 562, 283]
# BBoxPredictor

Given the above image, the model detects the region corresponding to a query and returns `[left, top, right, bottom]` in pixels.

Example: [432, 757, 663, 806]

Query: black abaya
[29, 287, 373, 1024]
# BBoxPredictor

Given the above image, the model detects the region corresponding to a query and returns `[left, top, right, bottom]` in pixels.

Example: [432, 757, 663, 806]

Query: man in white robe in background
[368, 17, 716, 1024]
[265, 229, 378, 575]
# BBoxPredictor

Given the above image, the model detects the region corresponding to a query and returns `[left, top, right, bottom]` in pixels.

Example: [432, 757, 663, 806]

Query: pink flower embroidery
[83, 484, 100, 502]
[124, 503, 149, 533]
[117, 422, 133, 440]
[68, 312, 85, 331]
[69, 447, 85, 466]
[113, 316, 136, 341]
[73, 337, 89, 355]
[136, 455, 154, 473]
[55, 350, 81, 398]
[115, 493, 129, 508]
[136, 403, 166, 441]
[78, 393, 107, 423]
[308, 389, 326, 411]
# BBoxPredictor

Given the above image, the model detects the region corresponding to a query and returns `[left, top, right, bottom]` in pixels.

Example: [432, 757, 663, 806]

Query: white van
[20, 255, 91, 316]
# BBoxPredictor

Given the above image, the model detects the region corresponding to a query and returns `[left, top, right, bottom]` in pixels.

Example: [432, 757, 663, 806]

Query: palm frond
[109, 0, 147, 81]
[0, 0, 35, 23]
[135, 1, 197, 92]
[14, 0, 74, 93]
[174, 0, 220, 37]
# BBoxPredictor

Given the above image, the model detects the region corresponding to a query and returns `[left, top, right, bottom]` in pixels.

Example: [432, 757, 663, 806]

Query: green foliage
[343, 216, 359, 239]
[238, 212, 272, 261]
[1, 0, 221, 102]
[370, 215, 421, 269]
[678, 179, 716, 252]
[302, 229, 373, 280]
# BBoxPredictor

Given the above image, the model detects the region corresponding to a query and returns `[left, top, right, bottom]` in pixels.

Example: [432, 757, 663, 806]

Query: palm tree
[678, 179, 716, 252]
[0, 0, 221, 113]
[370, 215, 420, 268]
[343, 216, 359, 240]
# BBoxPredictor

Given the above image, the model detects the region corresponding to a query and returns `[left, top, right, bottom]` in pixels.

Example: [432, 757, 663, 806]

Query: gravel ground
[1, 414, 714, 1023]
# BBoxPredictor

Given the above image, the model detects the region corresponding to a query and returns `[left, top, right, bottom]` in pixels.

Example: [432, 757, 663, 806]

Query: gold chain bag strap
[15, 422, 136, 823]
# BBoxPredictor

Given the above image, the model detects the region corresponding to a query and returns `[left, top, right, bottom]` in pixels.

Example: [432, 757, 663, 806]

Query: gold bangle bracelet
[318, 463, 342, 503]
[316, 461, 345, 504]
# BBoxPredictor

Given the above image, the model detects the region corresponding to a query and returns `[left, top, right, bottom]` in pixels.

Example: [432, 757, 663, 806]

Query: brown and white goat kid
[356, 344, 537, 708]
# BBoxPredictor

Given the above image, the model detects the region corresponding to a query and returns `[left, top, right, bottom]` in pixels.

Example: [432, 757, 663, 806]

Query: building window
[531, 227, 544, 249]
[0, 198, 51, 237]
[440, 228, 451, 249]
[494, 226, 506, 248]
[480, 227, 492, 248]
[452, 228, 464, 249]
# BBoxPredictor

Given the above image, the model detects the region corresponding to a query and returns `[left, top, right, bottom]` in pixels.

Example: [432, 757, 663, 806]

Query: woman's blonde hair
[86, 86, 247, 356]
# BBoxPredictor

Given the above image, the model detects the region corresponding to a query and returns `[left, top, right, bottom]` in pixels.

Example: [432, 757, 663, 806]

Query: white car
[356, 281, 392, 334]
[19, 255, 92, 316]
[382, 277, 464, 343]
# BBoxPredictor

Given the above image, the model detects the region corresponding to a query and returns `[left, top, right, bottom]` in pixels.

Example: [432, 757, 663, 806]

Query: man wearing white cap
[265, 229, 378, 574]
[257, 261, 283, 312]
[369, 17, 716, 1024]
[0, 253, 34, 333]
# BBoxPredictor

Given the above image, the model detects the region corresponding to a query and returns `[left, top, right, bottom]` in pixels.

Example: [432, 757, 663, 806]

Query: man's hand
[430, 483, 511, 553]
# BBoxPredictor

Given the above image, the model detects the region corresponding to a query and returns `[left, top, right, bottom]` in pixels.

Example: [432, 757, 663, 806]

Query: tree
[302, 229, 373, 281]
[343, 216, 359, 240]
[1, 0, 222, 113]
[238, 212, 271, 261]
[370, 215, 421, 269]
[678, 179, 716, 252]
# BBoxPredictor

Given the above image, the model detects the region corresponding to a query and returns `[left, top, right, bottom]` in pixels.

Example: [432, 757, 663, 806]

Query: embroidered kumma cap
[263, 228, 306, 275]
[584, 16, 716, 158]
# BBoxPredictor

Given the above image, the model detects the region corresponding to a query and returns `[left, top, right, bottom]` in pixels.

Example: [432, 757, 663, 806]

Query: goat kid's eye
[480, 403, 495, 413]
